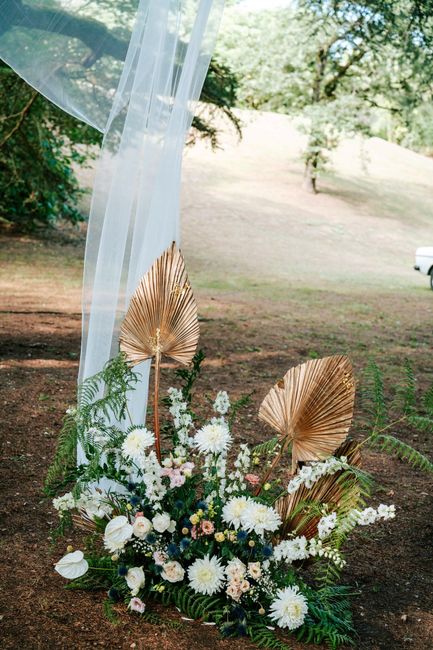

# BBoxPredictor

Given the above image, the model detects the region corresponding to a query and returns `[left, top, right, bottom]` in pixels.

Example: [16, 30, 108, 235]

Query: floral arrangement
[46, 245, 432, 649]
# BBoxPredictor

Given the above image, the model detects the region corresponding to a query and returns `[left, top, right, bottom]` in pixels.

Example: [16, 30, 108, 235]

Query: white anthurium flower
[55, 550, 88, 579]
[152, 512, 173, 533]
[103, 515, 133, 553]
[126, 566, 145, 596]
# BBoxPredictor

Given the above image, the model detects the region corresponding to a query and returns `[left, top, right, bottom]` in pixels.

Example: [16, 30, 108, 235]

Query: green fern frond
[407, 414, 433, 432]
[361, 360, 387, 432]
[44, 412, 78, 495]
[373, 434, 433, 473]
[252, 437, 280, 457]
[247, 623, 292, 649]
[393, 359, 417, 415]
[424, 382, 433, 415]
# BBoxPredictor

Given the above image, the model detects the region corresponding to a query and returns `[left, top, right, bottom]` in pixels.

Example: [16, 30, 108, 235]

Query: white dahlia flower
[222, 496, 250, 529]
[121, 428, 155, 460]
[241, 501, 282, 536]
[188, 555, 225, 595]
[194, 420, 232, 455]
[269, 586, 308, 630]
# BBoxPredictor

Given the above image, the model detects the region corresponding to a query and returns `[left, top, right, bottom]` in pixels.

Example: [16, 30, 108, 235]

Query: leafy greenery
[218, 1, 433, 191]
[361, 359, 433, 474]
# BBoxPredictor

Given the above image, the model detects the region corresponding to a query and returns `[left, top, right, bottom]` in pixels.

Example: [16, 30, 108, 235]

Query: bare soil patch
[1, 233, 432, 649]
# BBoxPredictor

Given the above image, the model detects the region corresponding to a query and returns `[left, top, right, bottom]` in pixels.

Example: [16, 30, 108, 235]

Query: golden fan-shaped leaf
[119, 242, 200, 366]
[259, 355, 355, 472]
[275, 439, 362, 540]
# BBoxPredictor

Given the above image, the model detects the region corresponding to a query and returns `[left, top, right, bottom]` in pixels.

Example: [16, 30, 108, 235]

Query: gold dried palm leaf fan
[275, 439, 362, 541]
[119, 242, 200, 460]
[259, 355, 355, 475]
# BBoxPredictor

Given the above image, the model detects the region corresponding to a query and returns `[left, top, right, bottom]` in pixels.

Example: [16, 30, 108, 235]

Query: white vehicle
[414, 247, 433, 290]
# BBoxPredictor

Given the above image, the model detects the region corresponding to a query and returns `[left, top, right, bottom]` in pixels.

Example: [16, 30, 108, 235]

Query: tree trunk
[303, 151, 319, 194]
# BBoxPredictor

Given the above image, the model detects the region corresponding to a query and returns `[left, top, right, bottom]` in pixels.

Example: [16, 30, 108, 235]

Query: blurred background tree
[218, 0, 433, 192]
[0, 1, 239, 230]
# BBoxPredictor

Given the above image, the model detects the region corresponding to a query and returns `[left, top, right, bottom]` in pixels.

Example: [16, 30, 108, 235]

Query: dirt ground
[1, 231, 433, 650]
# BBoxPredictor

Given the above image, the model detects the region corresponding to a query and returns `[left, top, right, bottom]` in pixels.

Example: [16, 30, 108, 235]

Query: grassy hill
[180, 110, 433, 295]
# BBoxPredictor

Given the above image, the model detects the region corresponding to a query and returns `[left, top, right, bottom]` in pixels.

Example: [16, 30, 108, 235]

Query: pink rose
[129, 597, 145, 614]
[201, 520, 215, 535]
[245, 474, 260, 486]
[135, 511, 144, 518]
[153, 551, 168, 566]
[191, 525, 198, 539]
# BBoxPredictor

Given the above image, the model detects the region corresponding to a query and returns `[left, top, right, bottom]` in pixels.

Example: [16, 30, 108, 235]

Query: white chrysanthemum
[188, 555, 225, 595]
[222, 496, 251, 529]
[269, 586, 308, 630]
[194, 420, 232, 454]
[121, 428, 155, 460]
[318, 512, 337, 539]
[240, 501, 282, 536]
[213, 390, 230, 415]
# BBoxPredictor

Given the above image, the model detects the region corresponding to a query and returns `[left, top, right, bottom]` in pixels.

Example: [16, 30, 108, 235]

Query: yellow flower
[196, 509, 204, 518]
[259, 607, 265, 615]
[263, 483, 271, 491]
[214, 532, 225, 542]
[126, 503, 133, 510]
[66, 545, 73, 553]
[182, 527, 190, 535]
[248, 540, 255, 548]
[111, 554, 119, 561]
[190, 514, 200, 525]
[253, 456, 260, 465]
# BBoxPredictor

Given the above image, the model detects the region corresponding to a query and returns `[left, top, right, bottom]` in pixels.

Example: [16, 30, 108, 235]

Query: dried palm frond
[72, 512, 97, 533]
[119, 243, 199, 460]
[275, 440, 362, 540]
[119, 242, 199, 366]
[259, 355, 355, 473]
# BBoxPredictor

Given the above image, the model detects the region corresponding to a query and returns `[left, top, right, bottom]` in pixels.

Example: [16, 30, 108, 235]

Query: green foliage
[217, 1, 433, 191]
[360, 360, 433, 474]
[174, 349, 206, 405]
[361, 360, 388, 433]
[297, 586, 356, 649]
[0, 62, 101, 229]
[44, 410, 78, 496]
[373, 434, 433, 474]
[247, 623, 292, 649]
[160, 584, 225, 623]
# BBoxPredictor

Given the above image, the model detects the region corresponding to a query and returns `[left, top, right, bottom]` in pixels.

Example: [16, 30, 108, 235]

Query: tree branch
[0, 90, 38, 149]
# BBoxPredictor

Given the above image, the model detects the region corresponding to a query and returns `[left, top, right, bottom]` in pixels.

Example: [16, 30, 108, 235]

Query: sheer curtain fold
[0, 0, 224, 464]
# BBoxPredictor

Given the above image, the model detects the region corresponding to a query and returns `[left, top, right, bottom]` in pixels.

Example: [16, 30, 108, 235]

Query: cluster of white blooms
[269, 586, 308, 630]
[341, 503, 396, 530]
[226, 444, 251, 495]
[222, 496, 281, 536]
[86, 426, 110, 447]
[308, 538, 346, 569]
[273, 536, 309, 563]
[76, 490, 113, 520]
[140, 451, 167, 505]
[213, 390, 230, 415]
[287, 456, 350, 494]
[273, 534, 345, 569]
[167, 387, 194, 456]
[317, 512, 338, 539]
[53, 492, 75, 514]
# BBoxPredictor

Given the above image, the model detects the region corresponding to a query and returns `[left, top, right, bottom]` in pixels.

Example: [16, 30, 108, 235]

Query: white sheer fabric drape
[78, 0, 224, 463]
[0, 0, 224, 463]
